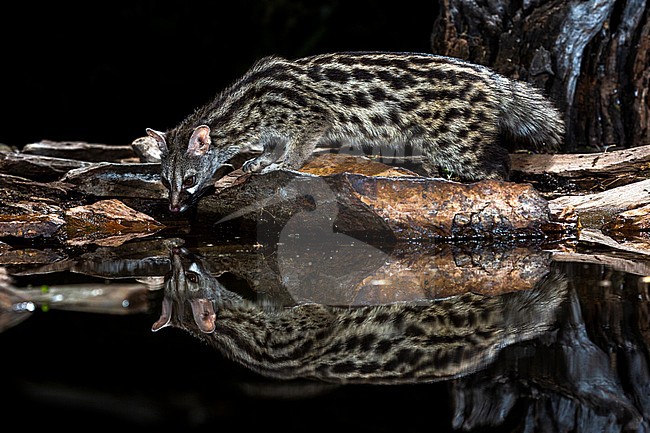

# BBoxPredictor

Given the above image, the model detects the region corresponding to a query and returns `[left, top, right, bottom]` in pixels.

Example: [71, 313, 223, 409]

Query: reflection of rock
[153, 246, 567, 384]
[6, 238, 171, 280]
[0, 200, 65, 239]
[272, 175, 392, 305]
[0, 242, 66, 266]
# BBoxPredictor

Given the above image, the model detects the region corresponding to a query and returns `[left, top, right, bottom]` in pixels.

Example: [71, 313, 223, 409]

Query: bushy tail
[495, 75, 565, 152]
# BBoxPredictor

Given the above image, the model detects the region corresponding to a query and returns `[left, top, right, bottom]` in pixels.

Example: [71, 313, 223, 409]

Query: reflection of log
[191, 235, 554, 305]
[156, 246, 568, 384]
[450, 286, 647, 432]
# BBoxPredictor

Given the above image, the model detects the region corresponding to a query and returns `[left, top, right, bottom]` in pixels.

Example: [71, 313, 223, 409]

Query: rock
[131, 136, 162, 163]
[22, 140, 137, 162]
[61, 162, 166, 199]
[0, 173, 75, 201]
[0, 151, 91, 181]
[0, 200, 66, 239]
[64, 199, 165, 246]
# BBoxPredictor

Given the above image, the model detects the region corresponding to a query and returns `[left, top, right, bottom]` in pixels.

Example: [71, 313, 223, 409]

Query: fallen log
[549, 179, 650, 229]
[1, 138, 650, 247]
[200, 162, 563, 242]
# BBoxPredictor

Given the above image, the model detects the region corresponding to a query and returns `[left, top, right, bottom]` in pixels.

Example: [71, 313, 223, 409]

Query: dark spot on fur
[323, 67, 351, 84]
[354, 91, 372, 108]
[399, 99, 420, 111]
[345, 336, 360, 351]
[369, 86, 388, 102]
[470, 91, 488, 104]
[376, 339, 392, 354]
[376, 70, 407, 90]
[307, 67, 323, 82]
[331, 361, 356, 374]
[370, 114, 387, 126]
[352, 67, 375, 81]
[339, 93, 355, 106]
[404, 324, 426, 337]
[388, 109, 401, 125]
[360, 334, 376, 351]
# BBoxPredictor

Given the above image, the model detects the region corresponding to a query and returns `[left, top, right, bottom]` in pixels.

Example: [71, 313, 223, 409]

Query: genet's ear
[146, 128, 168, 154]
[190, 298, 216, 333]
[151, 297, 172, 332]
[187, 125, 212, 156]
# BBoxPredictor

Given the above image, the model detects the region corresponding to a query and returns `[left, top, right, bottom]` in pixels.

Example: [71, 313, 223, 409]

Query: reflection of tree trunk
[431, 0, 650, 152]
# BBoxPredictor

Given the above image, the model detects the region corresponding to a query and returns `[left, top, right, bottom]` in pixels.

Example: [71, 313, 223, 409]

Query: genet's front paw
[242, 158, 263, 173]
[242, 155, 279, 173]
[259, 162, 285, 174]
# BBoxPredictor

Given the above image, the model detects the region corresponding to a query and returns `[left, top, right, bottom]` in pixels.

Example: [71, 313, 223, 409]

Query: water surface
[1, 225, 648, 432]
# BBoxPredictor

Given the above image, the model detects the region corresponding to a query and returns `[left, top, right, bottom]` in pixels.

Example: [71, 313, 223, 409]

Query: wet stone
[200, 157, 556, 242]
[64, 199, 165, 247]
[0, 201, 65, 239]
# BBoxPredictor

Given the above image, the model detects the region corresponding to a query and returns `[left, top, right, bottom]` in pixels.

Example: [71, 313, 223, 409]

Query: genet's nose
[169, 205, 181, 213]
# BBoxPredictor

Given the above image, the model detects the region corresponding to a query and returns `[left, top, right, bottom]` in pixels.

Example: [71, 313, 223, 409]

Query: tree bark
[431, 0, 650, 152]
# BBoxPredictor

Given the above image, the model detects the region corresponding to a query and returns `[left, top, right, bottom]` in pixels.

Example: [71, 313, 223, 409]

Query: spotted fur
[153, 248, 567, 384]
[146, 52, 564, 212]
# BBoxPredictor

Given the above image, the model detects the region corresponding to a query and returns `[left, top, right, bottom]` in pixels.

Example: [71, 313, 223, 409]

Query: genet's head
[146, 125, 220, 213]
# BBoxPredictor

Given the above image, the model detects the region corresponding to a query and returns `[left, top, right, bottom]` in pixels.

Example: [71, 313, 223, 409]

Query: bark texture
[431, 0, 649, 152]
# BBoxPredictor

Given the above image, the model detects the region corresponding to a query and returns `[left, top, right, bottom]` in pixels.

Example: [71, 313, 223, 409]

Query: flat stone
[0, 151, 91, 181]
[22, 140, 137, 162]
[61, 162, 166, 199]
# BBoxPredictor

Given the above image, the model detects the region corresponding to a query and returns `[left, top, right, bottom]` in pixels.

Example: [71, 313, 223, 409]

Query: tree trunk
[431, 0, 650, 152]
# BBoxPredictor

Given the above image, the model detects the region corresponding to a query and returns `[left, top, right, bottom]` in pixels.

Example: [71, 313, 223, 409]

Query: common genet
[146, 52, 564, 213]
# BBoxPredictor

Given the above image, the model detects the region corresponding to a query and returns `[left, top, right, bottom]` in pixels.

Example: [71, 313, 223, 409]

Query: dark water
[1, 225, 649, 433]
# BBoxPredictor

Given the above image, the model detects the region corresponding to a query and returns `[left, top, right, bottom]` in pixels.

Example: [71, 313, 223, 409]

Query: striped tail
[495, 75, 565, 152]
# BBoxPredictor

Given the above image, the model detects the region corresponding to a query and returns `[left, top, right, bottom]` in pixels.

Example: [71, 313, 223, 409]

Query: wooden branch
[510, 145, 650, 178]
[548, 179, 650, 228]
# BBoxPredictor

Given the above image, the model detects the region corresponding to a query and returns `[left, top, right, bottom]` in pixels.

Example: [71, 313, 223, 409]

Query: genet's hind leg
[421, 132, 510, 181]
[278, 131, 323, 171]
[479, 144, 511, 180]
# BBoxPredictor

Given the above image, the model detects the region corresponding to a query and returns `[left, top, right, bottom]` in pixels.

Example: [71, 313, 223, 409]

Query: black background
[0, 1, 436, 148]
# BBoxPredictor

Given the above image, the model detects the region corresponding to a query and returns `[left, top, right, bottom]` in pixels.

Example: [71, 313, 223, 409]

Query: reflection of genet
[153, 247, 567, 384]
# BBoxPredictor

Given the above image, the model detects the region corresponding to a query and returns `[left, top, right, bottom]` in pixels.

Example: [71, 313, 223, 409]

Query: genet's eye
[183, 176, 196, 188]
[161, 177, 170, 189]
[185, 271, 199, 283]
